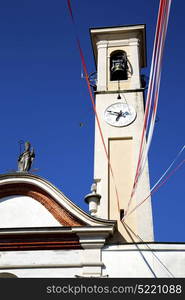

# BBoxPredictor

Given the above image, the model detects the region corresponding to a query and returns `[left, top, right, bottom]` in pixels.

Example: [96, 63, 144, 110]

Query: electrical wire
[125, 0, 172, 215]
[123, 157, 185, 220]
[122, 221, 175, 278]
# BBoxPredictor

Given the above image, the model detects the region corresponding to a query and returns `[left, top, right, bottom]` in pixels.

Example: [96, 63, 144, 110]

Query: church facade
[0, 25, 185, 278]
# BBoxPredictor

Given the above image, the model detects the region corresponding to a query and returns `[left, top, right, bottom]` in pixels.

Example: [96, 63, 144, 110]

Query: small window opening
[120, 209, 125, 220]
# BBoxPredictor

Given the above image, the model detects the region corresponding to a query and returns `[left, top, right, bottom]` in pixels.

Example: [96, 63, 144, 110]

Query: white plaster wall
[0, 267, 83, 278]
[0, 195, 61, 227]
[94, 91, 153, 241]
[0, 249, 83, 278]
[0, 244, 185, 278]
[102, 244, 185, 278]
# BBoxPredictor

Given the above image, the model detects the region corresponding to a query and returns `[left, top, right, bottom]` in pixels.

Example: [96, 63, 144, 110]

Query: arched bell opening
[110, 50, 128, 81]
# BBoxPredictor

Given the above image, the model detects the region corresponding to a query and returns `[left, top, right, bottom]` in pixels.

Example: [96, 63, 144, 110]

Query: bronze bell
[111, 60, 125, 73]
[110, 52, 128, 81]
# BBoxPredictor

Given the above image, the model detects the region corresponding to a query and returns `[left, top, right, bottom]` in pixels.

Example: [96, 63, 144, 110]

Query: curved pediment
[0, 173, 116, 228]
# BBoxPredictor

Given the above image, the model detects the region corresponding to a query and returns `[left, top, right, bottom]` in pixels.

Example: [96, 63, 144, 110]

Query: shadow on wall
[0, 272, 18, 278]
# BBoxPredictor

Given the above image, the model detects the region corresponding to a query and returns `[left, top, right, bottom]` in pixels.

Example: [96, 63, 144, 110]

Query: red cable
[125, 0, 168, 214]
[67, 0, 121, 212]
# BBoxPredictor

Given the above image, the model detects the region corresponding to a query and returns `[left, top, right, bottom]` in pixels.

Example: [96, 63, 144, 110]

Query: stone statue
[18, 141, 35, 172]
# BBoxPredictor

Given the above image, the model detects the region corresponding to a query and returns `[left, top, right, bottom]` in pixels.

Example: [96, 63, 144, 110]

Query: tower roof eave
[90, 24, 147, 68]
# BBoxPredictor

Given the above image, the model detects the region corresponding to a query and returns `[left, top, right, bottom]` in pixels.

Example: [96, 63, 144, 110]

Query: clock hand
[115, 110, 130, 121]
[116, 110, 123, 121]
[107, 110, 119, 115]
[122, 111, 130, 118]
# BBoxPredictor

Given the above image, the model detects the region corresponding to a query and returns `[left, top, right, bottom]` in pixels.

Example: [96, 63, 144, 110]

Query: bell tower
[90, 25, 154, 242]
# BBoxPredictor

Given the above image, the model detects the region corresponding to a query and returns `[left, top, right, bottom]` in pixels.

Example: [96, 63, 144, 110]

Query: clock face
[104, 102, 136, 127]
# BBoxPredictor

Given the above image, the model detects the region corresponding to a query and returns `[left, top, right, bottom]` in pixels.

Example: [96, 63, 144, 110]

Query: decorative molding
[0, 226, 115, 252]
[96, 40, 108, 49]
[0, 173, 117, 228]
[74, 226, 114, 249]
[0, 230, 82, 251]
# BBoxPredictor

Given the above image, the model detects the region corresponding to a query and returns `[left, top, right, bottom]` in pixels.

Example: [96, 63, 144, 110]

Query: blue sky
[0, 0, 184, 242]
